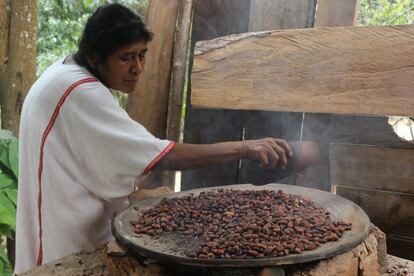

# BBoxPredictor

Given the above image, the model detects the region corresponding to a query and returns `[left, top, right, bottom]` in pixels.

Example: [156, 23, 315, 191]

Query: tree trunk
[0, 0, 38, 269]
[0, 0, 38, 136]
[0, 0, 10, 75]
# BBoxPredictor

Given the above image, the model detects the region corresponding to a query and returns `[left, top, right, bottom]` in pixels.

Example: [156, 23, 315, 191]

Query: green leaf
[5, 190, 17, 206]
[0, 174, 14, 190]
[0, 193, 16, 229]
[0, 143, 10, 170]
[0, 259, 3, 276]
[0, 244, 13, 276]
[0, 130, 14, 143]
[4, 261, 13, 276]
[8, 138, 18, 178]
[0, 224, 12, 238]
[0, 242, 8, 263]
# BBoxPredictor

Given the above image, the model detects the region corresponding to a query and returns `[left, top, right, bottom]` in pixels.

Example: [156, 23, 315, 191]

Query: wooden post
[127, 0, 179, 189]
[127, 0, 179, 139]
[163, 0, 194, 188]
[166, 0, 194, 143]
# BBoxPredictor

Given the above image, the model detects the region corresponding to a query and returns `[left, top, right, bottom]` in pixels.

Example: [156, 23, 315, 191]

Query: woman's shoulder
[39, 58, 105, 92]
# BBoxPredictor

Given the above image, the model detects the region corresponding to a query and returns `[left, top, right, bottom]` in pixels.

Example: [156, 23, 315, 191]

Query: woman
[14, 3, 292, 274]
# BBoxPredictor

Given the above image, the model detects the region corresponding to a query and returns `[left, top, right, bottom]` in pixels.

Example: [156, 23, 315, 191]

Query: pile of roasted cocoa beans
[131, 189, 352, 259]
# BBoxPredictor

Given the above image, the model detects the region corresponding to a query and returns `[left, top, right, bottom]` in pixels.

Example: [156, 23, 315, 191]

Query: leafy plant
[0, 130, 18, 276]
[358, 0, 414, 26]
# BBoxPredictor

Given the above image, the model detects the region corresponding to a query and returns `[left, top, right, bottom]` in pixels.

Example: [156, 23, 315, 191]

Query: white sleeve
[66, 82, 175, 200]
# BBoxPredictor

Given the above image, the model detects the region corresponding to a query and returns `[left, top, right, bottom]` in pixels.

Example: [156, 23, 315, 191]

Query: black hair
[74, 3, 153, 78]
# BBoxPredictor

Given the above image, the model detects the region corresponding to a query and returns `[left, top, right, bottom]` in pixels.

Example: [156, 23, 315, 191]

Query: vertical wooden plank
[127, 0, 179, 139]
[240, 0, 316, 185]
[166, 0, 194, 143]
[249, 0, 316, 31]
[126, 1, 179, 188]
[164, 0, 194, 189]
[295, 0, 359, 191]
[181, 0, 251, 190]
[314, 0, 359, 27]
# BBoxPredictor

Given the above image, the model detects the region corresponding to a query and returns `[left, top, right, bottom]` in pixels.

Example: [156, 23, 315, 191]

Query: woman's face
[96, 41, 148, 93]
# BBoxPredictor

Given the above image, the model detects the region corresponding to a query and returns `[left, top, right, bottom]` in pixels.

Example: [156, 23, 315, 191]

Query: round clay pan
[112, 183, 370, 267]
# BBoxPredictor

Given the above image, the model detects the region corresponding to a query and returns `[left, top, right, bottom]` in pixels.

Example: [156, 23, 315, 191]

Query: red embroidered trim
[143, 141, 176, 175]
[36, 77, 97, 266]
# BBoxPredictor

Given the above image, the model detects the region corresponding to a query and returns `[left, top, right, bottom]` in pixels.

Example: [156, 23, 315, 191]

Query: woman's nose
[130, 57, 143, 74]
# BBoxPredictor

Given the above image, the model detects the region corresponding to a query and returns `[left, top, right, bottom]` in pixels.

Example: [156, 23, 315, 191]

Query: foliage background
[358, 0, 414, 25]
[0, 130, 19, 276]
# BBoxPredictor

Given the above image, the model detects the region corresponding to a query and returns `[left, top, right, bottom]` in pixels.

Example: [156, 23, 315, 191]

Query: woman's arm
[154, 138, 293, 171]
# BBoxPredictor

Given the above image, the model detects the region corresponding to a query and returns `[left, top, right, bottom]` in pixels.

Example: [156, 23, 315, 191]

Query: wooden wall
[181, 0, 251, 189]
[182, 0, 317, 190]
[330, 143, 414, 260]
[181, 0, 413, 260]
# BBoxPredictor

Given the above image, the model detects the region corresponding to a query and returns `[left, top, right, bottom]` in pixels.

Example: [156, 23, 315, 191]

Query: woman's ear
[86, 55, 98, 69]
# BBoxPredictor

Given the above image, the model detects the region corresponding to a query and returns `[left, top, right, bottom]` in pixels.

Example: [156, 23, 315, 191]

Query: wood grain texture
[127, 0, 179, 138]
[327, 116, 414, 148]
[0, 0, 38, 136]
[0, 0, 9, 72]
[330, 143, 414, 194]
[166, 0, 193, 142]
[191, 24, 414, 116]
[181, 0, 251, 191]
[164, 0, 194, 189]
[249, 0, 316, 31]
[295, 0, 359, 191]
[238, 0, 316, 185]
[335, 185, 414, 239]
[314, 0, 359, 27]
[183, 0, 317, 188]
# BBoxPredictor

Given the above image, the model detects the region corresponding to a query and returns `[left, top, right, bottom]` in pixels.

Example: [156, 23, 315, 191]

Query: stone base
[21, 226, 413, 276]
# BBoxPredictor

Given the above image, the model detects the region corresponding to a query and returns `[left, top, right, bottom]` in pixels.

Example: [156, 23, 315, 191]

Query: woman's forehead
[115, 41, 148, 54]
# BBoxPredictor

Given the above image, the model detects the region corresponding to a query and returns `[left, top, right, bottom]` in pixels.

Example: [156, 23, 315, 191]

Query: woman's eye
[121, 56, 133, 62]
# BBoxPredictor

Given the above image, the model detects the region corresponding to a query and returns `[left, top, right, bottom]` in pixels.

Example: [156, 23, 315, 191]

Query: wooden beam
[330, 143, 414, 194]
[191, 24, 414, 117]
[127, 0, 179, 138]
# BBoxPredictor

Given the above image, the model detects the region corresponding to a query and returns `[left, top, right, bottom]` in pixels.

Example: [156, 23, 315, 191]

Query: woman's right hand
[241, 138, 293, 170]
